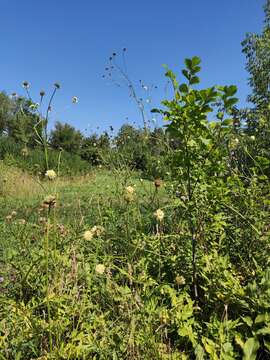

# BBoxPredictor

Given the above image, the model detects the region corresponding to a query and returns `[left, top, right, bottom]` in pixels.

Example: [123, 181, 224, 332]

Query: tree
[0, 92, 12, 135]
[80, 132, 110, 165]
[50, 121, 83, 153]
[242, 1, 270, 119]
[242, 0, 270, 174]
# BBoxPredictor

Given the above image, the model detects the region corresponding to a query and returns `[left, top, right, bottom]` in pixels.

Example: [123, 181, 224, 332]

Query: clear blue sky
[0, 0, 265, 134]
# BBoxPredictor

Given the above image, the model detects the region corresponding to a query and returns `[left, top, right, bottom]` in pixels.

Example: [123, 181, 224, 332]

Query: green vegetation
[1, 1, 270, 358]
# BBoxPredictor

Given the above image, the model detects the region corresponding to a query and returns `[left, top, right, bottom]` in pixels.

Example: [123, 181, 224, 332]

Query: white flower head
[72, 96, 79, 104]
[45, 169, 57, 180]
[154, 208, 165, 222]
[83, 230, 94, 241]
[95, 263, 105, 275]
[22, 81, 30, 89]
[126, 186, 135, 194]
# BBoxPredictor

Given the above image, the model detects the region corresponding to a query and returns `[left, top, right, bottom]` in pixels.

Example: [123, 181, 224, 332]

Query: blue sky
[0, 0, 265, 134]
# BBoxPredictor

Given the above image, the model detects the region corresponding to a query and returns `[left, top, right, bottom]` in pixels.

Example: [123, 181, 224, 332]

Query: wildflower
[250, 135, 255, 141]
[154, 209, 165, 222]
[54, 82, 60, 89]
[11, 92, 18, 98]
[43, 195, 56, 209]
[92, 225, 105, 237]
[83, 230, 94, 241]
[22, 81, 30, 89]
[40, 90, 45, 97]
[21, 147, 29, 157]
[11, 211, 17, 217]
[5, 215, 13, 222]
[45, 169, 57, 180]
[18, 219, 26, 225]
[0, 276, 4, 283]
[126, 186, 135, 194]
[72, 96, 78, 104]
[39, 217, 47, 224]
[95, 263, 105, 275]
[154, 179, 162, 189]
[175, 275, 186, 285]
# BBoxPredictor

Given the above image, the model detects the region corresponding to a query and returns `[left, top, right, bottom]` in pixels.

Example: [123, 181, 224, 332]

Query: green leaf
[191, 56, 201, 66]
[185, 58, 192, 69]
[225, 85, 238, 96]
[190, 76, 200, 85]
[243, 337, 259, 360]
[224, 97, 239, 108]
[179, 83, 189, 93]
[182, 69, 191, 80]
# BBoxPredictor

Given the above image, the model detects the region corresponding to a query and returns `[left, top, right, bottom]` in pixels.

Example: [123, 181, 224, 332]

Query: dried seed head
[43, 195, 56, 209]
[22, 81, 30, 89]
[154, 178, 162, 189]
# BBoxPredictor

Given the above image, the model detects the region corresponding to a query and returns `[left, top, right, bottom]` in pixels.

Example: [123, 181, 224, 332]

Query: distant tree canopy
[50, 121, 84, 153]
[242, 0, 270, 112]
[242, 0, 270, 155]
[0, 93, 42, 146]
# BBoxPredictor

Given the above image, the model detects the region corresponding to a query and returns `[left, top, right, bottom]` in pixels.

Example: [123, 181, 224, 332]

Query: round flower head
[154, 208, 165, 222]
[175, 275, 186, 285]
[250, 135, 255, 141]
[54, 82, 61, 89]
[83, 230, 94, 241]
[18, 219, 26, 225]
[22, 81, 30, 89]
[95, 263, 105, 275]
[21, 147, 29, 157]
[45, 169, 57, 180]
[126, 186, 135, 194]
[43, 195, 56, 209]
[154, 178, 162, 189]
[72, 96, 78, 104]
[40, 90, 45, 97]
[91, 225, 105, 237]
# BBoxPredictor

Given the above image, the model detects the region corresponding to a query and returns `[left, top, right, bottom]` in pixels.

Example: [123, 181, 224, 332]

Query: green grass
[1, 165, 270, 359]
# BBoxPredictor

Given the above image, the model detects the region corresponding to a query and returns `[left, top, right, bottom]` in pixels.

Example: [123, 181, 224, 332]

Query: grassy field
[1, 165, 180, 359]
[1, 161, 270, 359]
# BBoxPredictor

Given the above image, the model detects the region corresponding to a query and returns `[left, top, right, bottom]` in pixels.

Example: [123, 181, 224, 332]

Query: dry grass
[0, 162, 42, 198]
[0, 161, 96, 199]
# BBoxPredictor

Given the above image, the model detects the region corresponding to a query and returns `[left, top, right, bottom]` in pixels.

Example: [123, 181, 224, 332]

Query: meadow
[0, 11, 270, 356]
